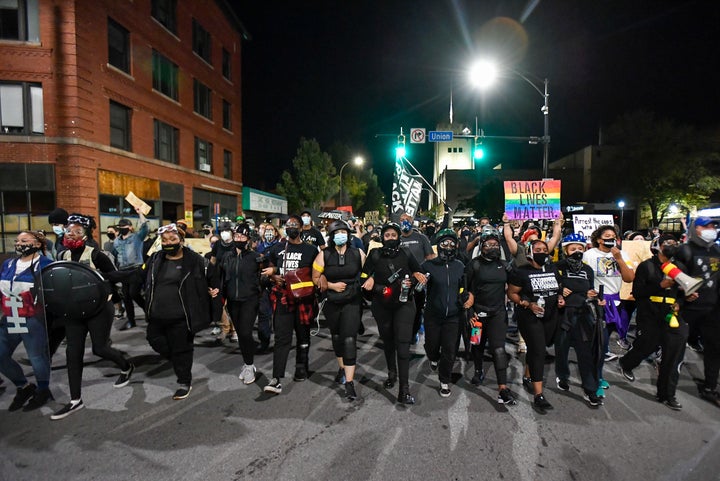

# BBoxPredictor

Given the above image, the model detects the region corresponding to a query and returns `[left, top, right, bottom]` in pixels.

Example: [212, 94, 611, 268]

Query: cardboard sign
[125, 191, 152, 215]
[504, 180, 561, 220]
[572, 214, 614, 238]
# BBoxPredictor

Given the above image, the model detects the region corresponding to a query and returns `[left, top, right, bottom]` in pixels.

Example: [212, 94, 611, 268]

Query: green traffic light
[395, 146, 406, 159]
[474, 148, 484, 160]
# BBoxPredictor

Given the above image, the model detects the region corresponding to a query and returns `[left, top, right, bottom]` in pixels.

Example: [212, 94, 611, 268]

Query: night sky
[232, 1, 720, 197]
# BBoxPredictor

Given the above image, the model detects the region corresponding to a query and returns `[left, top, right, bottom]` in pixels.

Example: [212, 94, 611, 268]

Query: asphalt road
[1, 309, 720, 481]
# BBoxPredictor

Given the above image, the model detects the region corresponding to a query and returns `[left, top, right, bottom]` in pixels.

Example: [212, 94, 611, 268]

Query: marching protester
[312, 220, 365, 401]
[361, 222, 426, 404]
[299, 210, 326, 249]
[554, 233, 604, 408]
[261, 215, 320, 394]
[50, 214, 134, 420]
[256, 223, 281, 352]
[619, 234, 689, 410]
[465, 230, 516, 405]
[0, 230, 53, 411]
[507, 239, 565, 412]
[114, 207, 149, 331]
[210, 222, 238, 343]
[143, 223, 217, 400]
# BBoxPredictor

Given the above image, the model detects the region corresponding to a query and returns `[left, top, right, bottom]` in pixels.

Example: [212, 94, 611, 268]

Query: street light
[339, 156, 364, 207]
[618, 200, 626, 230]
[468, 60, 550, 178]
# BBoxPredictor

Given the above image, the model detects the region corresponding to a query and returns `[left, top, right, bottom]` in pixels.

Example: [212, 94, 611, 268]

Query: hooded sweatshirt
[676, 220, 720, 310]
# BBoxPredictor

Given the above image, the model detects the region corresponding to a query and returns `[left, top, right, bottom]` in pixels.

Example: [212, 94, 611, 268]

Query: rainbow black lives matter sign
[504, 180, 561, 220]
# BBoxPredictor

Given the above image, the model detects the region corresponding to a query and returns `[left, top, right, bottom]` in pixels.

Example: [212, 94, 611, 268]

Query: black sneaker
[118, 320, 136, 331]
[172, 385, 192, 400]
[384, 372, 397, 389]
[334, 368, 346, 385]
[51, 400, 84, 420]
[439, 383, 451, 398]
[556, 377, 570, 391]
[619, 363, 635, 382]
[687, 341, 704, 353]
[498, 388, 517, 405]
[661, 398, 682, 411]
[293, 365, 308, 382]
[397, 388, 415, 405]
[264, 378, 282, 394]
[114, 363, 135, 388]
[22, 388, 54, 411]
[345, 381, 357, 401]
[430, 361, 438, 372]
[583, 391, 601, 408]
[522, 377, 533, 394]
[8, 383, 36, 411]
[471, 370, 485, 386]
[699, 387, 720, 407]
[534, 393, 554, 410]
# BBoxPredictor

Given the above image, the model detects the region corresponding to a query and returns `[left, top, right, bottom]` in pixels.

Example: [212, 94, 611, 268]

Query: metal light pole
[339, 156, 364, 207]
[618, 200, 625, 231]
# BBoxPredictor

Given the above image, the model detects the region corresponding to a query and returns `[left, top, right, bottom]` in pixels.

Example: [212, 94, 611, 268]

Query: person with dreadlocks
[553, 233, 604, 408]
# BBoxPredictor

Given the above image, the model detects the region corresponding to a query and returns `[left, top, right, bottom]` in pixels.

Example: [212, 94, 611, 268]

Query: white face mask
[700, 229, 718, 243]
[220, 231, 232, 242]
[53, 225, 64, 235]
[301, 216, 311, 226]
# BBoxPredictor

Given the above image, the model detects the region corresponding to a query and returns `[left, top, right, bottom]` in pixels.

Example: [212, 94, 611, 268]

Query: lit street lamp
[339, 156, 364, 207]
[618, 200, 626, 230]
[468, 60, 550, 178]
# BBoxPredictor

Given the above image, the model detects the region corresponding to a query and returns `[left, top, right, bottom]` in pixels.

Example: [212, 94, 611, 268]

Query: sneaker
[439, 383, 451, 398]
[210, 326, 222, 336]
[114, 363, 135, 388]
[687, 340, 704, 353]
[498, 388, 517, 405]
[599, 378, 610, 389]
[345, 381, 357, 401]
[239, 364, 256, 385]
[604, 352, 618, 362]
[596, 387, 605, 399]
[470, 370, 485, 386]
[264, 378, 282, 394]
[51, 399, 84, 420]
[172, 385, 192, 400]
[533, 393, 553, 410]
[334, 368, 346, 385]
[522, 376, 533, 394]
[397, 388, 415, 405]
[518, 341, 527, 353]
[699, 387, 720, 407]
[583, 391, 601, 408]
[229, 333, 239, 343]
[293, 365, 308, 382]
[430, 361, 438, 372]
[556, 377, 570, 392]
[619, 364, 635, 382]
[617, 338, 632, 350]
[384, 372, 397, 389]
[8, 383, 37, 411]
[22, 388, 54, 411]
[661, 398, 682, 411]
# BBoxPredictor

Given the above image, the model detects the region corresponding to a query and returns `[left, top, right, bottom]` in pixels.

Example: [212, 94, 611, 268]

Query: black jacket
[221, 248, 262, 301]
[144, 248, 214, 333]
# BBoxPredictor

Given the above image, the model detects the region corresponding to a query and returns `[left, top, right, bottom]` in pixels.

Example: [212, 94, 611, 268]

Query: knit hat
[48, 208, 69, 225]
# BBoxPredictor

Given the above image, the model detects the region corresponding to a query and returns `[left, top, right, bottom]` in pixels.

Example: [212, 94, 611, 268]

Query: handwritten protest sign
[572, 214, 614, 238]
[504, 180, 561, 220]
[125, 191, 152, 215]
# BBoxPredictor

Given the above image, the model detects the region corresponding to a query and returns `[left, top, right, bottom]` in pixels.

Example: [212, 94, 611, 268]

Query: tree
[456, 177, 506, 221]
[327, 141, 386, 216]
[276, 138, 338, 213]
[602, 111, 720, 227]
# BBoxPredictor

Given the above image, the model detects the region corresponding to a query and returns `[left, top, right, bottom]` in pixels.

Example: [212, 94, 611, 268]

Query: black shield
[41, 261, 111, 320]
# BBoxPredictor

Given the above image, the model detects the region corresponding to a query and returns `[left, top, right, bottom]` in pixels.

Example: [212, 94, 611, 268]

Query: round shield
[41, 261, 111, 320]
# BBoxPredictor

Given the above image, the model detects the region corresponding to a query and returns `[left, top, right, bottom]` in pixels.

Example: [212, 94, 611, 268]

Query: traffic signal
[473, 136, 484, 160]
[395, 134, 406, 160]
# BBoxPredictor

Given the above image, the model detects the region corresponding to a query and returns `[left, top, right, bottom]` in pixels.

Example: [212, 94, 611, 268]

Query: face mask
[264, 232, 275, 241]
[63, 237, 86, 250]
[334, 233, 348, 246]
[425, 226, 436, 237]
[162, 243, 181, 255]
[16, 244, 39, 257]
[532, 252, 549, 265]
[569, 251, 584, 261]
[106, 232, 116, 240]
[220, 231, 232, 243]
[661, 245, 678, 258]
[602, 240, 616, 248]
[700, 229, 717, 243]
[461, 229, 471, 237]
[119, 227, 130, 236]
[400, 220, 412, 233]
[234, 240, 248, 250]
[483, 247, 501, 260]
[52, 225, 64, 236]
[301, 216, 311, 226]
[382, 238, 401, 251]
[286, 227, 300, 239]
[438, 247, 455, 261]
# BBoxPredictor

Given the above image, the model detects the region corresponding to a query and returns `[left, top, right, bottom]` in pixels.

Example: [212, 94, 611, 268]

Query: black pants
[517, 311, 558, 382]
[272, 303, 311, 379]
[424, 312, 459, 384]
[257, 289, 273, 348]
[371, 300, 415, 387]
[324, 300, 361, 366]
[227, 297, 259, 365]
[65, 301, 131, 400]
[685, 307, 705, 346]
[698, 310, 720, 390]
[122, 273, 145, 323]
[412, 290, 426, 339]
[146, 316, 194, 385]
[471, 309, 509, 386]
[554, 308, 598, 394]
[620, 309, 688, 400]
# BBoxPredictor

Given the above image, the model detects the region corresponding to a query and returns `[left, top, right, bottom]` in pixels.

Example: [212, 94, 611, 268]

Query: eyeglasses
[158, 223, 179, 234]
[285, 222, 300, 228]
[64, 228, 85, 236]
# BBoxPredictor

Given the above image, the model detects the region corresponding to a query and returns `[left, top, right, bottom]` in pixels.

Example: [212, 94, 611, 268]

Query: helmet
[234, 222, 251, 236]
[480, 225, 500, 240]
[562, 233, 587, 247]
[327, 220, 350, 236]
[381, 222, 401, 238]
[435, 228, 458, 245]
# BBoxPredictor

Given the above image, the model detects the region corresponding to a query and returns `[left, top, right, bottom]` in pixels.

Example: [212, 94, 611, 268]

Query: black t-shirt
[150, 258, 185, 319]
[267, 241, 318, 274]
[509, 263, 561, 321]
[466, 256, 508, 312]
[556, 259, 595, 308]
[300, 227, 326, 248]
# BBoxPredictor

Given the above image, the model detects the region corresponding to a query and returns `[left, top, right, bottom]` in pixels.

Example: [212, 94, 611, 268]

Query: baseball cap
[695, 216, 718, 227]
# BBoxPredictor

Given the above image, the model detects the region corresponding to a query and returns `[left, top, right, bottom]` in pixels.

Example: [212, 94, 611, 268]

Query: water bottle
[399, 274, 411, 302]
[535, 296, 545, 318]
[470, 315, 483, 345]
[415, 272, 430, 292]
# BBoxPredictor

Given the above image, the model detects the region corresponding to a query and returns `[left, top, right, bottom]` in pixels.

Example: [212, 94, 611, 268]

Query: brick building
[0, 0, 249, 252]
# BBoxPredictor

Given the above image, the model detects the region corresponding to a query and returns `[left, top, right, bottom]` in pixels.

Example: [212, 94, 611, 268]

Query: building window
[222, 48, 231, 80]
[110, 100, 131, 150]
[223, 150, 232, 179]
[154, 119, 178, 164]
[0, 0, 39, 42]
[0, 82, 43, 135]
[152, 50, 178, 100]
[195, 137, 213, 173]
[151, 0, 176, 34]
[108, 18, 130, 73]
[194, 79, 212, 119]
[222, 99, 231, 130]
[192, 19, 211, 64]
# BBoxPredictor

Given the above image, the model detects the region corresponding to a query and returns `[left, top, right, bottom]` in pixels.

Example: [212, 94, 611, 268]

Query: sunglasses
[438, 240, 457, 249]
[158, 223, 179, 234]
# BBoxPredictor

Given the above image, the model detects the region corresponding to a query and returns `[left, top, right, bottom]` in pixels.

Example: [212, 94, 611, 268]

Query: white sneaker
[518, 341, 527, 353]
[211, 326, 222, 336]
[239, 364, 256, 384]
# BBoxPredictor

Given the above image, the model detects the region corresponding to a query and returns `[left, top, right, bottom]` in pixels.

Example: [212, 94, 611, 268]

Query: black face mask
[602, 240, 616, 248]
[483, 247, 501, 260]
[16, 244, 40, 257]
[568, 251, 584, 261]
[162, 243, 181, 255]
[234, 240, 248, 250]
[425, 227, 436, 237]
[532, 252, 549, 266]
[107, 232, 116, 240]
[286, 228, 300, 239]
[119, 227, 130, 236]
[382, 238, 401, 254]
[438, 247, 455, 261]
[661, 245, 678, 259]
[461, 230, 471, 237]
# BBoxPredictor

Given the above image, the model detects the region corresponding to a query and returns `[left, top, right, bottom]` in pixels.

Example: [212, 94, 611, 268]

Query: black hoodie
[676, 220, 720, 310]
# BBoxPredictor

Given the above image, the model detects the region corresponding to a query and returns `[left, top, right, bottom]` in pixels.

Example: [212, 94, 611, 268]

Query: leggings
[324, 300, 361, 366]
[471, 309, 509, 386]
[227, 297, 259, 365]
[424, 312, 459, 383]
[65, 301, 131, 399]
[370, 300, 415, 387]
[517, 310, 558, 382]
